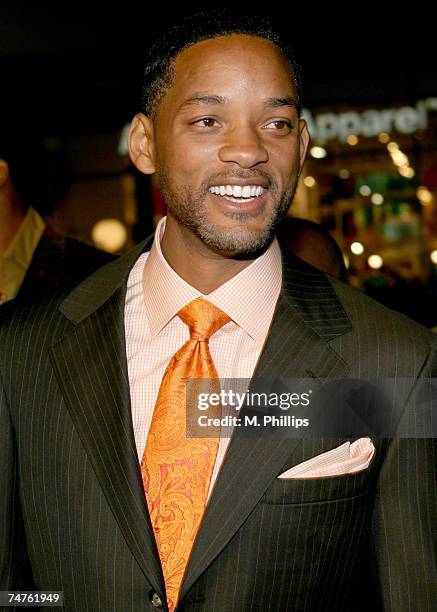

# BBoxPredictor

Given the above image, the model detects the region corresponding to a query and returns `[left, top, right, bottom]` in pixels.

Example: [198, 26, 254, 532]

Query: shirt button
[151, 592, 163, 608]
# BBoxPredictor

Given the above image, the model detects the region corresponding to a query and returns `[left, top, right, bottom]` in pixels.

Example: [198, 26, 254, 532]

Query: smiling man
[129, 31, 308, 293]
[1, 10, 437, 612]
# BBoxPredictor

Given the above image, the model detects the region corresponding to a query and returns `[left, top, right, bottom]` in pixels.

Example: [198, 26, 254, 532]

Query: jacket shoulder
[331, 275, 433, 333]
[328, 275, 436, 375]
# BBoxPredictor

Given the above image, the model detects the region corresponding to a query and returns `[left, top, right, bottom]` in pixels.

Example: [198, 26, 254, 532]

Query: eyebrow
[265, 97, 297, 110]
[179, 95, 227, 110]
[179, 94, 298, 111]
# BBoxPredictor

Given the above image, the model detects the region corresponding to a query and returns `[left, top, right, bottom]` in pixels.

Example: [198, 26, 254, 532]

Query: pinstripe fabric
[1, 241, 437, 611]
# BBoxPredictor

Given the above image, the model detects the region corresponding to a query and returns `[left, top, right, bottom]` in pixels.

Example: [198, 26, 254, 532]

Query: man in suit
[0, 133, 114, 304]
[1, 11, 436, 612]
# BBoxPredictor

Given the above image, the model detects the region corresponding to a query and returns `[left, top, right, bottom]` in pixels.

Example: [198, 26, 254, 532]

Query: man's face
[150, 34, 309, 256]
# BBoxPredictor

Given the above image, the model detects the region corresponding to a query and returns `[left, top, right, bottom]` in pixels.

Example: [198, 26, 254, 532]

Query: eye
[264, 120, 293, 131]
[192, 117, 219, 128]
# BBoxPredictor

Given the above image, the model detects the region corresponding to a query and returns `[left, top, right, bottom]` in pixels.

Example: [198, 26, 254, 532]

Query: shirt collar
[142, 217, 282, 345]
[3, 207, 46, 268]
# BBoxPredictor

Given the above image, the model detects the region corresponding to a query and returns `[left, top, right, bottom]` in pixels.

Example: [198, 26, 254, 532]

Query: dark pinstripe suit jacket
[1, 237, 437, 611]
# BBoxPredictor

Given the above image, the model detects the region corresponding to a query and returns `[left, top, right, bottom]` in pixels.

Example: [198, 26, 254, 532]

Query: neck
[160, 216, 257, 294]
[0, 193, 27, 256]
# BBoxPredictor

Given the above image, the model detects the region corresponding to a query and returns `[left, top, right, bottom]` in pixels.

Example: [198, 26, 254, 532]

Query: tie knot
[178, 298, 230, 340]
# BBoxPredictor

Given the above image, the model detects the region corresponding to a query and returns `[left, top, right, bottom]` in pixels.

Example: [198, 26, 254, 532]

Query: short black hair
[277, 217, 348, 281]
[140, 10, 303, 119]
[0, 128, 69, 216]
[0, 131, 42, 208]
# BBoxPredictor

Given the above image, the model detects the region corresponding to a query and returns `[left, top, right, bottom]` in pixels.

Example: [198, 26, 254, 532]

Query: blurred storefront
[48, 130, 154, 254]
[292, 97, 437, 326]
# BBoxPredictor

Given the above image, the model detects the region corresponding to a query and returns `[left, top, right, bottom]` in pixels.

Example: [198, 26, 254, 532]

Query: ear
[297, 119, 310, 173]
[128, 113, 156, 175]
[0, 159, 10, 187]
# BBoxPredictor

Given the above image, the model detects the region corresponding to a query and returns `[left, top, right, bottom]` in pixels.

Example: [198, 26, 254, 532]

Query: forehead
[166, 34, 296, 103]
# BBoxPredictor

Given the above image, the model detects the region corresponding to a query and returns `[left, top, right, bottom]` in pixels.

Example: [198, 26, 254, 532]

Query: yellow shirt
[0, 207, 46, 304]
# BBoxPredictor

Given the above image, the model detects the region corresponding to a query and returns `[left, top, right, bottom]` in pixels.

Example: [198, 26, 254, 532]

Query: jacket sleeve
[372, 339, 437, 610]
[0, 369, 35, 594]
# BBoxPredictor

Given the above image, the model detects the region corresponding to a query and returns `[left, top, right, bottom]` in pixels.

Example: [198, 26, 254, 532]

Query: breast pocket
[261, 444, 379, 506]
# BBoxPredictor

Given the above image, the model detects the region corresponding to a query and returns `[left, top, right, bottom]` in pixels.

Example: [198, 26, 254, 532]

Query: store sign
[303, 98, 437, 144]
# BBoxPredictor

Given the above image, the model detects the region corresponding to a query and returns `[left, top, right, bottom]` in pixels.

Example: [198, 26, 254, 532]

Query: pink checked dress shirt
[124, 217, 282, 497]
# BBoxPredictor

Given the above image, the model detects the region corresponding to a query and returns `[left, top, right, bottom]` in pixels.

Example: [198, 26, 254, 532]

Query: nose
[218, 124, 269, 168]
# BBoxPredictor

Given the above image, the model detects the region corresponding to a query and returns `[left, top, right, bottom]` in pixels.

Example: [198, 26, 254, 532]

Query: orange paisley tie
[141, 298, 230, 611]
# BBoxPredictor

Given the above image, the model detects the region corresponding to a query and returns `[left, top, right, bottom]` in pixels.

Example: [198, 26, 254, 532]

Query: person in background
[0, 132, 114, 304]
[277, 215, 347, 280]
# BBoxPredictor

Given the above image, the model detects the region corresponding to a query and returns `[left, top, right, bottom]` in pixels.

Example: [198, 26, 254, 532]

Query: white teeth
[221, 196, 258, 204]
[208, 185, 266, 198]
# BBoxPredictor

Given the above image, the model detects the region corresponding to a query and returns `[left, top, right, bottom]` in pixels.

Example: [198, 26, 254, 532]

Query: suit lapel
[181, 251, 352, 598]
[50, 237, 166, 597]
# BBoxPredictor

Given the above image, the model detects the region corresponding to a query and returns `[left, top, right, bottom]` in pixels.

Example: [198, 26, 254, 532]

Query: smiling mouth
[208, 184, 266, 204]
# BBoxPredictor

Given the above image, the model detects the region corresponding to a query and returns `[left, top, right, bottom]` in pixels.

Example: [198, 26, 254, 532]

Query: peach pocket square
[278, 437, 375, 479]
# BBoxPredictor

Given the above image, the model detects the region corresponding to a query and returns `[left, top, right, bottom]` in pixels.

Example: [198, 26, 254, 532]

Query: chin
[199, 226, 275, 258]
